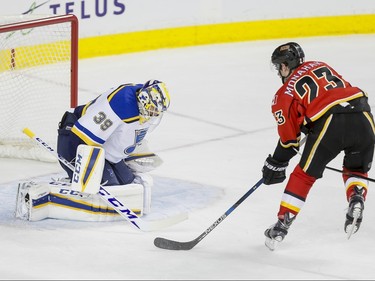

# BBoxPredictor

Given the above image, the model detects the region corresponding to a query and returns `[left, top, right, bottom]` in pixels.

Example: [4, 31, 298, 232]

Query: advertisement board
[4, 0, 375, 38]
[1, 1, 375, 58]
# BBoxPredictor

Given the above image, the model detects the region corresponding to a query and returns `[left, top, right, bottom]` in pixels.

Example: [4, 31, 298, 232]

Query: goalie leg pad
[134, 173, 153, 215]
[16, 182, 33, 220]
[15, 181, 144, 222]
[16, 182, 50, 221]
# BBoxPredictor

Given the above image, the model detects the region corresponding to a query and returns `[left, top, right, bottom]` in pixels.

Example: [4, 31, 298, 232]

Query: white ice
[1, 34, 375, 280]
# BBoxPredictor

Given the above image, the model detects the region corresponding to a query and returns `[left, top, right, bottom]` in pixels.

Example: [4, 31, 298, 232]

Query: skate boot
[264, 212, 295, 251]
[345, 186, 365, 239]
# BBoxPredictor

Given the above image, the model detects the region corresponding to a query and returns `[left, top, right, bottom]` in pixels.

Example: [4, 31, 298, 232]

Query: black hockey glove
[262, 155, 289, 185]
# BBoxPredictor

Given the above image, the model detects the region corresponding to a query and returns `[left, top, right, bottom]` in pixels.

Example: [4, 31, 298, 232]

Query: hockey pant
[277, 111, 374, 219]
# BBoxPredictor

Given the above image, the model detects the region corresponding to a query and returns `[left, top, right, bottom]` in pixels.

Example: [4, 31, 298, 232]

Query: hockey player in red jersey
[261, 42, 375, 250]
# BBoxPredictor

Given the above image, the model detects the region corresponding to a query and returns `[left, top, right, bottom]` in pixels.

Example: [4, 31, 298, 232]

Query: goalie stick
[22, 127, 187, 231]
[154, 178, 264, 250]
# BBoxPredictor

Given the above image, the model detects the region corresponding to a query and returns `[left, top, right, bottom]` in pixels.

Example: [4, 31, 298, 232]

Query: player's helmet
[271, 42, 305, 71]
[137, 80, 170, 123]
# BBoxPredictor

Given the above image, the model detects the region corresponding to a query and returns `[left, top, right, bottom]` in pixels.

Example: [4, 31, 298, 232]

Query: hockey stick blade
[154, 178, 264, 250]
[154, 237, 198, 250]
[22, 127, 186, 232]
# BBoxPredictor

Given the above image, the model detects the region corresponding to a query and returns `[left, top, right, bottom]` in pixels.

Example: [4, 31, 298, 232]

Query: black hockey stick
[325, 166, 375, 183]
[293, 145, 375, 183]
[154, 178, 264, 250]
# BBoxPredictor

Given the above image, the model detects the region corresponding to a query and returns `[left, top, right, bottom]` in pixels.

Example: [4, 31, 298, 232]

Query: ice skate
[345, 186, 365, 239]
[264, 212, 295, 251]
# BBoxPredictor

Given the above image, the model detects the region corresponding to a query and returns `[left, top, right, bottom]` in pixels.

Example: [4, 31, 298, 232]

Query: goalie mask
[137, 80, 171, 124]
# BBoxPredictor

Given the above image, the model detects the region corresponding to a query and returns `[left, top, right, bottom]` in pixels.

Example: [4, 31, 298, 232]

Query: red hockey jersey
[271, 61, 365, 149]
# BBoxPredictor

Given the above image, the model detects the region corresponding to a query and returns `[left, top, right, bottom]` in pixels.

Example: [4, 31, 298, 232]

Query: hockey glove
[262, 155, 288, 185]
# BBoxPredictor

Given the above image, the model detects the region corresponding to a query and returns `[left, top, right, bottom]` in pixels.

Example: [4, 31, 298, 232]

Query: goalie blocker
[15, 143, 161, 222]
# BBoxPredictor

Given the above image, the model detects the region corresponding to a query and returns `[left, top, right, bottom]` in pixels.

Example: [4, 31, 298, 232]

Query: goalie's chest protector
[72, 85, 151, 163]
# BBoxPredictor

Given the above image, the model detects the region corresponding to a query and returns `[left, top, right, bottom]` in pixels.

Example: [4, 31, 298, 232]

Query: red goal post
[0, 14, 78, 161]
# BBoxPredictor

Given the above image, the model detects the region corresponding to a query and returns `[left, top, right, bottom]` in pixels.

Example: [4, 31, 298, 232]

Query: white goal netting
[0, 14, 78, 162]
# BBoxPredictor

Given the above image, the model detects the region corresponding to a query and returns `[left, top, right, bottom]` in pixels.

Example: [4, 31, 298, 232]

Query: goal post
[0, 14, 78, 161]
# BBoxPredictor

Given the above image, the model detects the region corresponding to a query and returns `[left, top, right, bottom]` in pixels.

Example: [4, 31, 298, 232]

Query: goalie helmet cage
[0, 14, 78, 162]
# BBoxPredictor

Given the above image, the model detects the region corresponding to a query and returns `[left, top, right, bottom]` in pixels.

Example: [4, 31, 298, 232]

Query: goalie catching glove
[262, 154, 288, 185]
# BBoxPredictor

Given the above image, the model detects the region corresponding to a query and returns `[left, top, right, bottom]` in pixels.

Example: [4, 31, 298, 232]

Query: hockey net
[0, 14, 78, 162]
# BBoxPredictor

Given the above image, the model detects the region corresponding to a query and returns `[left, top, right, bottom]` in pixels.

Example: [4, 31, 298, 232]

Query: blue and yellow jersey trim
[71, 122, 105, 146]
[71, 84, 143, 145]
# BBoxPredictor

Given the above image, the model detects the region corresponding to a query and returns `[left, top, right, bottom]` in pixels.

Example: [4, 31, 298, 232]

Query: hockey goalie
[15, 80, 170, 222]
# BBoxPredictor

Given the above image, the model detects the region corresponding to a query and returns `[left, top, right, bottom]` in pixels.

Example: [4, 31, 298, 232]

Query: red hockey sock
[278, 165, 316, 218]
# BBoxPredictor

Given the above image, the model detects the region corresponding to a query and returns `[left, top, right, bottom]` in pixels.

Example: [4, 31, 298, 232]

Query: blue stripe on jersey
[73, 121, 105, 145]
[107, 84, 142, 122]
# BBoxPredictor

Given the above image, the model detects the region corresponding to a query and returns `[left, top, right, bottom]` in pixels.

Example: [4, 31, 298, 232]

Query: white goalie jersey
[71, 84, 157, 164]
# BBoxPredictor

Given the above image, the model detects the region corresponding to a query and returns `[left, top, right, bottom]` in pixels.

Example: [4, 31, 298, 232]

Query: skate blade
[346, 207, 361, 240]
[265, 236, 282, 251]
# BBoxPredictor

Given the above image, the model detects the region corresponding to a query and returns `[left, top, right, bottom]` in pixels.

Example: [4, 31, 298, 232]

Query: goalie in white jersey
[57, 79, 170, 186]
[16, 80, 171, 222]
